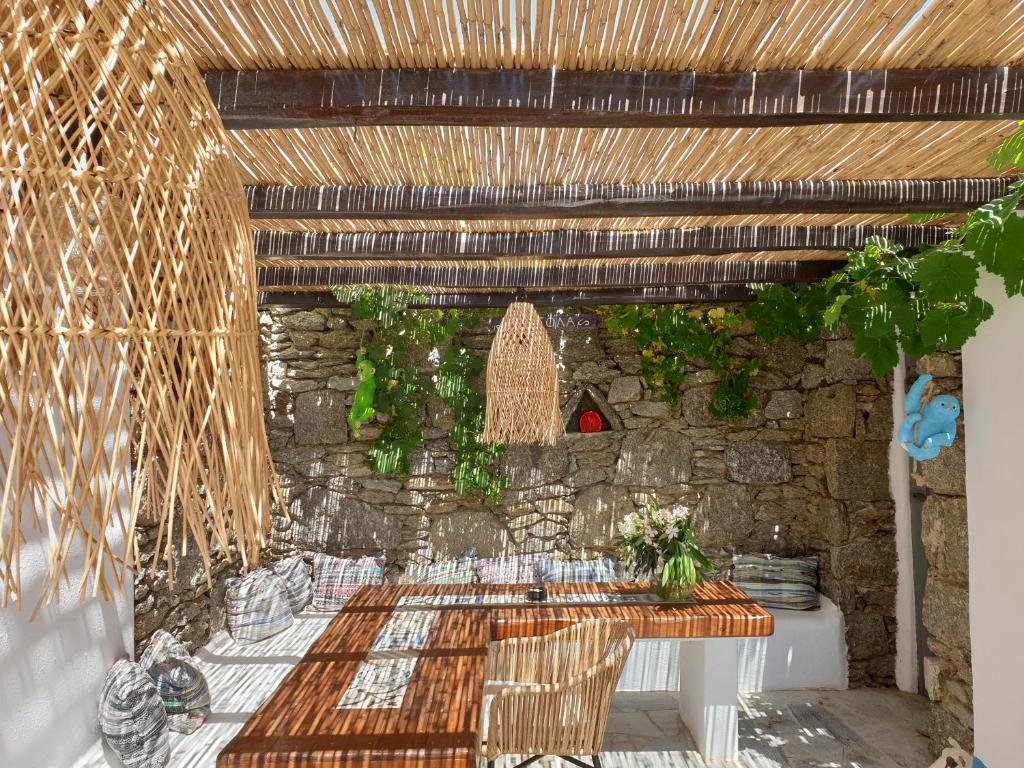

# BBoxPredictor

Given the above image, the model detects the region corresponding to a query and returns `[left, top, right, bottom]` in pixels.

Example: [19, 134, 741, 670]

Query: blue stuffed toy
[898, 373, 960, 461]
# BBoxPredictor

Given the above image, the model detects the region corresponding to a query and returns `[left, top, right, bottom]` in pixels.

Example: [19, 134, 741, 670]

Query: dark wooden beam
[253, 225, 952, 261]
[247, 178, 1013, 220]
[257, 285, 757, 308]
[256, 258, 845, 291]
[207, 67, 1024, 129]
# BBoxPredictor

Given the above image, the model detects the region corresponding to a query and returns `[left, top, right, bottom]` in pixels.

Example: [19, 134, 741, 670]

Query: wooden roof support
[246, 178, 1014, 220]
[257, 285, 758, 308]
[253, 225, 952, 260]
[256, 258, 845, 290]
[207, 67, 1024, 129]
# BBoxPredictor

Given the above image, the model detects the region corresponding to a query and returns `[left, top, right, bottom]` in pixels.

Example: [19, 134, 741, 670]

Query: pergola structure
[162, 0, 1024, 308]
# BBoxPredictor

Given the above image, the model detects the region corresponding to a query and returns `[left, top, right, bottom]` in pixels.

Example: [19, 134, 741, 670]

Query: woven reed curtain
[0, 0, 280, 606]
[484, 302, 563, 446]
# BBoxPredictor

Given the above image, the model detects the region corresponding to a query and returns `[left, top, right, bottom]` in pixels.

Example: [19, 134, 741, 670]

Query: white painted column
[890, 353, 919, 693]
[962, 272, 1024, 768]
[677, 638, 739, 763]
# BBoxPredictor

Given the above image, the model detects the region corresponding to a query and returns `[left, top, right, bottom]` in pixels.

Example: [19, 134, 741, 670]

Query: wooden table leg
[677, 638, 739, 763]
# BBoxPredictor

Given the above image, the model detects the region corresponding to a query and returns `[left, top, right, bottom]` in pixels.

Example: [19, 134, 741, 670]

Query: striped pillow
[732, 554, 820, 610]
[311, 553, 386, 611]
[270, 555, 314, 613]
[398, 558, 478, 584]
[225, 568, 294, 643]
[98, 659, 170, 768]
[138, 629, 190, 671]
[139, 630, 210, 733]
[535, 556, 619, 583]
[476, 554, 543, 584]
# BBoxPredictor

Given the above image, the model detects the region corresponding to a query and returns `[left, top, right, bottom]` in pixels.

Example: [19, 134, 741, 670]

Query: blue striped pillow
[732, 554, 820, 610]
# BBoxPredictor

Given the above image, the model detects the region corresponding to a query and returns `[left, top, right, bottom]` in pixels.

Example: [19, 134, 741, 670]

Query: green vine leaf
[919, 297, 994, 350]
[913, 248, 979, 302]
[964, 186, 1024, 296]
[853, 334, 900, 380]
[907, 212, 949, 224]
[987, 120, 1024, 171]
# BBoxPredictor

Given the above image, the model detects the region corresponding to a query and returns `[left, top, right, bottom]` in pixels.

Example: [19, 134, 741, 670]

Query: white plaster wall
[963, 272, 1024, 768]
[0, 355, 133, 768]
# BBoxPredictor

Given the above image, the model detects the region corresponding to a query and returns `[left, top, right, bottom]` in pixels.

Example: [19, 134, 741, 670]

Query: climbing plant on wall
[604, 123, 1024, 419]
[332, 286, 507, 500]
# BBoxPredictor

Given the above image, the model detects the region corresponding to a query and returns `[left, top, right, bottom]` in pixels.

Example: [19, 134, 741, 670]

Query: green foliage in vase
[617, 502, 714, 592]
[330, 286, 506, 498]
[602, 305, 760, 420]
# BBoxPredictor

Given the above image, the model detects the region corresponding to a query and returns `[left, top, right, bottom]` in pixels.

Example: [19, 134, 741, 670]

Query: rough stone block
[825, 439, 890, 500]
[845, 612, 893, 661]
[430, 509, 509, 559]
[724, 442, 792, 484]
[606, 376, 642, 404]
[923, 578, 971, 653]
[916, 439, 966, 496]
[917, 352, 962, 378]
[764, 389, 802, 419]
[630, 400, 671, 418]
[282, 310, 327, 331]
[570, 485, 635, 549]
[825, 339, 873, 382]
[695, 484, 754, 548]
[756, 335, 807, 375]
[922, 494, 969, 581]
[801, 363, 826, 389]
[805, 384, 856, 437]
[501, 445, 571, 488]
[831, 538, 896, 587]
[293, 389, 348, 445]
[290, 490, 399, 553]
[614, 428, 693, 486]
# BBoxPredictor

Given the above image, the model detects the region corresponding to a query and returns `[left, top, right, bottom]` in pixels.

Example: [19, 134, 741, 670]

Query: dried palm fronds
[0, 0, 280, 606]
[484, 302, 563, 446]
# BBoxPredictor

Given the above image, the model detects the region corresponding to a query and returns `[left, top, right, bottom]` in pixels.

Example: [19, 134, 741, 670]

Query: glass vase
[653, 575, 697, 603]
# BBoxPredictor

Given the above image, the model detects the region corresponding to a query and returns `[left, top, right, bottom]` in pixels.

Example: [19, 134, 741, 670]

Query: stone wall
[915, 352, 973, 752]
[258, 306, 899, 686]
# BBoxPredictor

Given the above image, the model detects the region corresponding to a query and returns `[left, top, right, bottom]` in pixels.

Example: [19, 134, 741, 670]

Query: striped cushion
[535, 556, 619, 583]
[270, 555, 314, 613]
[312, 553, 386, 611]
[98, 659, 170, 768]
[139, 630, 210, 733]
[138, 629, 190, 671]
[398, 559, 478, 584]
[476, 554, 543, 584]
[732, 554, 820, 610]
[225, 568, 294, 643]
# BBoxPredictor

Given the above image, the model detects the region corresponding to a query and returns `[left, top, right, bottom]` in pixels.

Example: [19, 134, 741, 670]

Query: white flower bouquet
[618, 502, 714, 601]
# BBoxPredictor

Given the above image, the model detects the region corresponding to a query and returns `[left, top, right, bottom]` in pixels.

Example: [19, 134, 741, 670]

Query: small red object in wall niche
[579, 410, 603, 433]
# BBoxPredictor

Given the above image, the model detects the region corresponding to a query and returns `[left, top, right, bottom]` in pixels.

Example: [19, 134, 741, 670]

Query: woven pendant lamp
[0, 0, 280, 605]
[483, 298, 564, 446]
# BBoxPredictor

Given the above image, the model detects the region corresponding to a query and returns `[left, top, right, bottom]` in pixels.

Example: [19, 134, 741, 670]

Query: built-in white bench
[618, 594, 847, 693]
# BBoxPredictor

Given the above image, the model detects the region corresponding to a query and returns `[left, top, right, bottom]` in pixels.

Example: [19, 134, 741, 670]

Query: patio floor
[73, 614, 931, 768]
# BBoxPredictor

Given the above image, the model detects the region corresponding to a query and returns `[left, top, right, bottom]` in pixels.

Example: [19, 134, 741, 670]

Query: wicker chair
[478, 619, 636, 768]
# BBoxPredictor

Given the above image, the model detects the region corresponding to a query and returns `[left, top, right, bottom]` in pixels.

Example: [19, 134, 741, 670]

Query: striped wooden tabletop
[217, 581, 772, 768]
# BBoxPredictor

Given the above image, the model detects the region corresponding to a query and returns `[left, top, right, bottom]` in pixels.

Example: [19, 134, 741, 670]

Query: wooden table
[217, 581, 773, 768]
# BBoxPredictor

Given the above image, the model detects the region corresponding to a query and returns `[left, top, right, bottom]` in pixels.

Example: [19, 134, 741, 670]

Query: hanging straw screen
[0, 0, 280, 606]
[483, 302, 563, 446]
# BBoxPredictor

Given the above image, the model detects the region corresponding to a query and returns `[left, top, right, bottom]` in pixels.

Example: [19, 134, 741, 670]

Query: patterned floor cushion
[138, 629, 190, 671]
[138, 629, 211, 733]
[733, 553, 820, 610]
[225, 568, 294, 643]
[270, 555, 314, 613]
[398, 558, 478, 584]
[475, 554, 544, 584]
[311, 553, 386, 611]
[99, 659, 170, 768]
[535, 556, 619, 583]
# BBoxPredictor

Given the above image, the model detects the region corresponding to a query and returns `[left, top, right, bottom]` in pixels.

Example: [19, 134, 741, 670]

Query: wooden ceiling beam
[253, 225, 952, 261]
[207, 67, 1024, 129]
[256, 258, 845, 291]
[246, 178, 1013, 220]
[257, 285, 758, 308]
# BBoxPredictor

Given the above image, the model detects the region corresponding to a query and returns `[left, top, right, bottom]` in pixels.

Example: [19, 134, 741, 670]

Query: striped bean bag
[398, 558, 478, 584]
[270, 555, 314, 613]
[535, 556, 620, 583]
[225, 568, 294, 644]
[311, 553, 386, 611]
[476, 554, 543, 584]
[139, 629, 211, 733]
[98, 659, 170, 768]
[732, 553, 820, 610]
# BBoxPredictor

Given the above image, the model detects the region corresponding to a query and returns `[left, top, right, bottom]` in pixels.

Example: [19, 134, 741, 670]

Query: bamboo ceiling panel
[226, 121, 1018, 188]
[255, 211, 958, 234]
[166, 0, 1024, 72]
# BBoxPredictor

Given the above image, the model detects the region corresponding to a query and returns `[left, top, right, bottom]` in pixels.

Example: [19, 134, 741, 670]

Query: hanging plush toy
[348, 350, 376, 438]
[898, 373, 961, 461]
